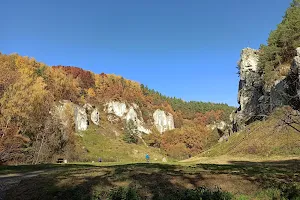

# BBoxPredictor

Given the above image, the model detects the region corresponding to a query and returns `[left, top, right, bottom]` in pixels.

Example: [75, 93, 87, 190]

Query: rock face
[288, 47, 300, 108]
[207, 121, 227, 131]
[126, 106, 151, 134]
[91, 108, 100, 125]
[207, 121, 231, 142]
[104, 101, 151, 134]
[232, 48, 263, 131]
[153, 109, 175, 133]
[55, 100, 176, 135]
[54, 100, 74, 129]
[54, 101, 100, 132]
[74, 106, 88, 131]
[232, 47, 300, 132]
[105, 101, 127, 117]
[83, 103, 93, 111]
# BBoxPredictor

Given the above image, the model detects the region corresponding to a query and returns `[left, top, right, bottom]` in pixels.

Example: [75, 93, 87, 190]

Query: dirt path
[0, 170, 56, 200]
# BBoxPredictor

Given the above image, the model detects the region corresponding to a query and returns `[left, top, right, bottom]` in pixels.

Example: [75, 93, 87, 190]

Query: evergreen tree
[259, 0, 300, 85]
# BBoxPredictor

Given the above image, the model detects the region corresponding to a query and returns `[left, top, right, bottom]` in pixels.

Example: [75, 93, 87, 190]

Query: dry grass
[3, 160, 300, 199]
[181, 155, 300, 165]
[278, 63, 291, 77]
[197, 108, 300, 158]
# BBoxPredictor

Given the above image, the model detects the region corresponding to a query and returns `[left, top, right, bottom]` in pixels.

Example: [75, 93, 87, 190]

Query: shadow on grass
[3, 160, 300, 200]
[196, 159, 300, 199]
[3, 163, 206, 200]
[0, 163, 116, 177]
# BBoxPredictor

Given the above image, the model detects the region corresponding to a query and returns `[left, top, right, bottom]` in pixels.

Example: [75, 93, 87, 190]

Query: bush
[279, 183, 300, 200]
[122, 120, 139, 144]
[178, 187, 233, 200]
[161, 125, 209, 159]
[143, 128, 162, 148]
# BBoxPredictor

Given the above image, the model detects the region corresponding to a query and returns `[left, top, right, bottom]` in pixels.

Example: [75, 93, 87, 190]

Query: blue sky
[1, 0, 291, 106]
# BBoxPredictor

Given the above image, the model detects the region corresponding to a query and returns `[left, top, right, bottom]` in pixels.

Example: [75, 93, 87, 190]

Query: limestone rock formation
[83, 103, 93, 111]
[91, 108, 100, 125]
[54, 101, 99, 132]
[232, 48, 263, 131]
[104, 101, 151, 134]
[54, 100, 74, 129]
[105, 101, 127, 117]
[74, 105, 88, 131]
[125, 106, 138, 122]
[207, 121, 227, 131]
[153, 109, 175, 133]
[207, 121, 231, 142]
[232, 47, 300, 132]
[126, 106, 152, 134]
[287, 47, 300, 108]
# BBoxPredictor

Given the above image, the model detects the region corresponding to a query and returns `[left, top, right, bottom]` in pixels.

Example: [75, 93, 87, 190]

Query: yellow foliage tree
[0, 74, 49, 130]
[45, 67, 80, 102]
[87, 87, 96, 98]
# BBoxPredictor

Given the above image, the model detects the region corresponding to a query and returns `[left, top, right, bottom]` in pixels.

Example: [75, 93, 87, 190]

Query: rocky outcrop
[287, 47, 300, 109]
[207, 121, 232, 142]
[83, 103, 93, 111]
[91, 108, 100, 125]
[126, 106, 151, 134]
[104, 101, 176, 134]
[54, 101, 100, 132]
[232, 47, 300, 132]
[104, 101, 151, 134]
[54, 100, 74, 129]
[231, 48, 263, 131]
[74, 106, 88, 131]
[153, 109, 175, 133]
[105, 101, 127, 117]
[207, 121, 227, 131]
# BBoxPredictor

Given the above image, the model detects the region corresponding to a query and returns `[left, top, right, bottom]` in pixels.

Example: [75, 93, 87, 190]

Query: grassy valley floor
[1, 156, 300, 200]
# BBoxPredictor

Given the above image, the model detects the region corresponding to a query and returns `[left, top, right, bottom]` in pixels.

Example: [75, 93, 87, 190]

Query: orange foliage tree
[53, 66, 95, 89]
[194, 110, 224, 125]
[161, 125, 209, 159]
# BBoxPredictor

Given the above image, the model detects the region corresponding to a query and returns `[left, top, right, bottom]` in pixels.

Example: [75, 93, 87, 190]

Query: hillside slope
[0, 52, 234, 165]
[201, 107, 300, 158]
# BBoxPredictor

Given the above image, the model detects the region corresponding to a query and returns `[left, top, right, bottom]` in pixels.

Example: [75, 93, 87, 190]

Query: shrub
[178, 187, 233, 200]
[143, 128, 162, 148]
[161, 125, 209, 159]
[122, 120, 139, 144]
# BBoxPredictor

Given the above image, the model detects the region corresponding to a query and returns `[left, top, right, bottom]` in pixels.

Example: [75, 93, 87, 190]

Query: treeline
[258, 0, 300, 86]
[141, 84, 235, 122]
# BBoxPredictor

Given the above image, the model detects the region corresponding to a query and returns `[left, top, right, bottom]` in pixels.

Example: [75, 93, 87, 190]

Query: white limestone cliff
[54, 101, 98, 132]
[74, 105, 88, 131]
[104, 101, 151, 134]
[153, 109, 175, 134]
[105, 101, 127, 117]
[91, 108, 100, 125]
